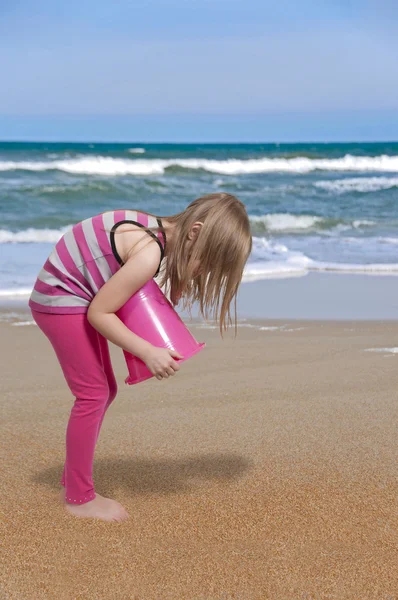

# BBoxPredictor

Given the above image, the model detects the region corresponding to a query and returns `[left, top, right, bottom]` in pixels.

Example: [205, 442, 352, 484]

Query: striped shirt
[28, 209, 166, 314]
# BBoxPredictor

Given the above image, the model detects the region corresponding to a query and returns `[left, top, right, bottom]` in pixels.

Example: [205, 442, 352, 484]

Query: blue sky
[1, 0, 397, 142]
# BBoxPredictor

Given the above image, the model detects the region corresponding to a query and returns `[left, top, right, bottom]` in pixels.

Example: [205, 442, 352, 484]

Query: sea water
[1, 141, 398, 297]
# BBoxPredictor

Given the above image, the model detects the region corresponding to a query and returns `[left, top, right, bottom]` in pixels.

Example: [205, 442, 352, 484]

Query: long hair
[106, 193, 252, 336]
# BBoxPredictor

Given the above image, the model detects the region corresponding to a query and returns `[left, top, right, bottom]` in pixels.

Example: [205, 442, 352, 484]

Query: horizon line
[1, 139, 398, 145]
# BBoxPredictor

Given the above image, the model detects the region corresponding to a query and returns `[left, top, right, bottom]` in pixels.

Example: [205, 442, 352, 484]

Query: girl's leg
[31, 310, 116, 505]
[59, 333, 118, 487]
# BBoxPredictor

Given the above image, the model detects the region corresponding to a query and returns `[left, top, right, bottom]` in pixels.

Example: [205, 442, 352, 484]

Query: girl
[30, 192, 252, 522]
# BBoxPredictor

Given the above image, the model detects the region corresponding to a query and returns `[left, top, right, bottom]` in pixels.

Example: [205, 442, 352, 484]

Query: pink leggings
[31, 309, 118, 505]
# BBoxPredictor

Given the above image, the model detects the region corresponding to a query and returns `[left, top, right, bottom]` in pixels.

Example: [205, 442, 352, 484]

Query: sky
[1, 0, 397, 142]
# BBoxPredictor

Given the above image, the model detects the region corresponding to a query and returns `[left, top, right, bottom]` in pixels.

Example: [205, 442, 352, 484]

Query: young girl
[30, 192, 252, 523]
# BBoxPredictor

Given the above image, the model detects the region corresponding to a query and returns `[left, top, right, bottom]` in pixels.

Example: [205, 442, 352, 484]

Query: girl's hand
[142, 346, 184, 380]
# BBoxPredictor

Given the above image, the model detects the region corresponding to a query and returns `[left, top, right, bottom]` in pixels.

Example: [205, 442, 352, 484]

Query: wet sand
[2, 317, 398, 599]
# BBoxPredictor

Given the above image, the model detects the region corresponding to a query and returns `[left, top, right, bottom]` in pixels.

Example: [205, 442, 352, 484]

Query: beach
[2, 140, 398, 598]
[2, 0, 398, 591]
[2, 306, 398, 599]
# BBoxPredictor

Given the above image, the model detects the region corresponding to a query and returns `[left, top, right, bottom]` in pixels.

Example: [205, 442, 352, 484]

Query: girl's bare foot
[59, 489, 129, 522]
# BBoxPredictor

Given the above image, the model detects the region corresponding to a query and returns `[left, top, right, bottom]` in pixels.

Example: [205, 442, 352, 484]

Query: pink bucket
[116, 279, 205, 385]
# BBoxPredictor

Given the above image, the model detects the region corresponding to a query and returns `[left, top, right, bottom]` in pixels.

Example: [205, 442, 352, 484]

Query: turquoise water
[1, 141, 398, 295]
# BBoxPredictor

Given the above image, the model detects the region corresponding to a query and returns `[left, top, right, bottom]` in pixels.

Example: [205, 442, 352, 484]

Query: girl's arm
[88, 230, 183, 380]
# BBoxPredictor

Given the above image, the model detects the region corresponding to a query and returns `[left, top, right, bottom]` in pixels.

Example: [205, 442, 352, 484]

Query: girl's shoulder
[101, 208, 160, 231]
[105, 209, 165, 266]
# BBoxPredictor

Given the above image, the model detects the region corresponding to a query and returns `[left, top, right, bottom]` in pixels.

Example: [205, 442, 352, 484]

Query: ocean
[1, 141, 398, 298]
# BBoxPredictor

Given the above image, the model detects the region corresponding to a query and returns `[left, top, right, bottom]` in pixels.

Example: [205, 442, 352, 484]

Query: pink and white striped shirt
[28, 209, 166, 314]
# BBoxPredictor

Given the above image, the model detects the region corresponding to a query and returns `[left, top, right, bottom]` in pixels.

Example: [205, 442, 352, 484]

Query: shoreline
[2, 271, 398, 322]
[2, 308, 398, 331]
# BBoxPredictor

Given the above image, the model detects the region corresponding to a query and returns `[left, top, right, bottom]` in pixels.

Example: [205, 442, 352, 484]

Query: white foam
[0, 157, 165, 175]
[1, 154, 398, 175]
[352, 220, 375, 228]
[2, 229, 398, 299]
[364, 347, 398, 354]
[378, 237, 398, 245]
[128, 148, 146, 154]
[307, 261, 398, 274]
[196, 322, 305, 332]
[0, 311, 26, 320]
[243, 263, 309, 281]
[259, 325, 306, 332]
[243, 237, 314, 281]
[243, 236, 398, 281]
[0, 226, 72, 244]
[315, 177, 398, 194]
[250, 213, 323, 232]
[0, 288, 33, 297]
[0, 312, 37, 326]
[0, 215, 380, 244]
[196, 322, 256, 329]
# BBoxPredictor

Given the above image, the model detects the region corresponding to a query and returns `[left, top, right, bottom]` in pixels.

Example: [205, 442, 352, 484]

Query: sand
[2, 317, 398, 600]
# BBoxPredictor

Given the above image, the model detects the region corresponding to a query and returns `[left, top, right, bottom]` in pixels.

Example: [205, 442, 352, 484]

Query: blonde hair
[108, 193, 252, 336]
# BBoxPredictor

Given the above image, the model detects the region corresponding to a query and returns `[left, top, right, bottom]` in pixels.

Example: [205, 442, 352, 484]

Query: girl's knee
[69, 375, 117, 407]
[71, 382, 111, 409]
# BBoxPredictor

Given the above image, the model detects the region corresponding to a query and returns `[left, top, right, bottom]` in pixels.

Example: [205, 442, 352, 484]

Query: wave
[250, 213, 324, 233]
[242, 236, 398, 281]
[2, 262, 398, 298]
[379, 237, 398, 245]
[243, 237, 398, 281]
[315, 177, 398, 194]
[249, 213, 376, 234]
[0, 213, 387, 244]
[0, 214, 379, 243]
[17, 181, 117, 195]
[1, 154, 398, 175]
[0, 288, 34, 297]
[128, 148, 146, 154]
[364, 347, 398, 354]
[2, 234, 398, 298]
[0, 157, 164, 176]
[0, 226, 72, 243]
